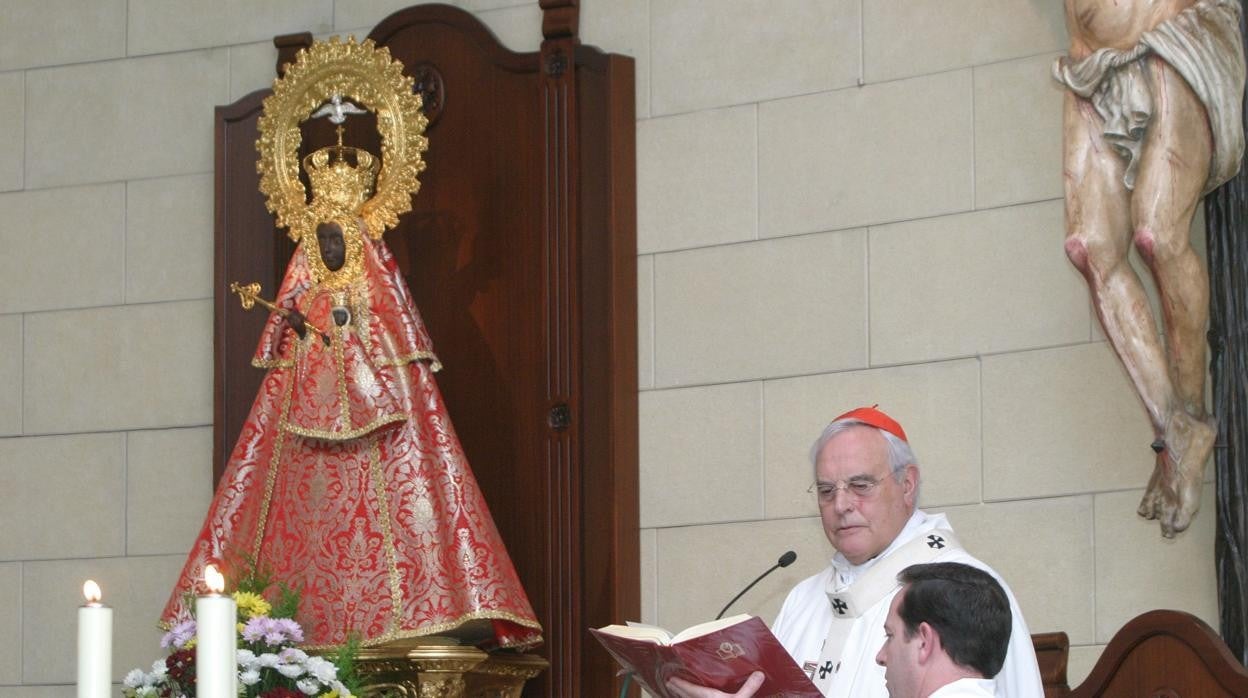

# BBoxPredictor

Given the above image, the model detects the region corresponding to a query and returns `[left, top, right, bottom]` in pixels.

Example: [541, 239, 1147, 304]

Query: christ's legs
[1061, 89, 1204, 537]
[1130, 57, 1217, 536]
[1062, 93, 1172, 429]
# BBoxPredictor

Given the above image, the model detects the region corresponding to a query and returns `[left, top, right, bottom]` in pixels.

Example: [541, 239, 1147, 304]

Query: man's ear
[901, 464, 919, 505]
[916, 622, 940, 664]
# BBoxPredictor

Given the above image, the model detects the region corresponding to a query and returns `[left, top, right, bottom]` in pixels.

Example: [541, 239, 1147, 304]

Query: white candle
[196, 565, 237, 698]
[77, 580, 112, 698]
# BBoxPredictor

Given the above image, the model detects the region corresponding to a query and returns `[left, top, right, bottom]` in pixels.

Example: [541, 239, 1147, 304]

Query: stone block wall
[0, 1, 1217, 694]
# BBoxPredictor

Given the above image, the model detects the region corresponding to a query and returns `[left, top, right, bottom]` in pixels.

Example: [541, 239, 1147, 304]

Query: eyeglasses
[807, 475, 887, 502]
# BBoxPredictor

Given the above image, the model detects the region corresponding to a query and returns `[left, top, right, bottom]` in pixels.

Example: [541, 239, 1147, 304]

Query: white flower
[149, 660, 167, 679]
[279, 647, 308, 664]
[257, 652, 281, 668]
[305, 656, 337, 683]
[239, 669, 262, 686]
[296, 679, 320, 695]
[135, 686, 156, 697]
[276, 662, 306, 678]
[123, 669, 146, 688]
[237, 649, 257, 668]
[331, 680, 351, 698]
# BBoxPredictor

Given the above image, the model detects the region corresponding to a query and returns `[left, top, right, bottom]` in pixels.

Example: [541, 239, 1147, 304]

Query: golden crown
[303, 136, 380, 215]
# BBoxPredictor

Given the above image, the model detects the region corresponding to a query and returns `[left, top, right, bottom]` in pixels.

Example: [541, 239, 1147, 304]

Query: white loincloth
[1053, 0, 1246, 194]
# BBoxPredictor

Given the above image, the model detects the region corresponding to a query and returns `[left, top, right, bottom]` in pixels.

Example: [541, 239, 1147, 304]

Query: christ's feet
[1137, 411, 1216, 538]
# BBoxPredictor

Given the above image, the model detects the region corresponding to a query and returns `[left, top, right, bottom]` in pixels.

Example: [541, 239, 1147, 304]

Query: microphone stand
[616, 551, 797, 698]
[716, 551, 797, 620]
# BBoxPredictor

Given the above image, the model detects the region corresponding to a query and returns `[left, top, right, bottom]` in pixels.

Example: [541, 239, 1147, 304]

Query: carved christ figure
[1054, 0, 1245, 536]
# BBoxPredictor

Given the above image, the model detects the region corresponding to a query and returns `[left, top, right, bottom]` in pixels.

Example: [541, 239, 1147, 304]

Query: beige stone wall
[0, 0, 1219, 695]
[635, 0, 1217, 689]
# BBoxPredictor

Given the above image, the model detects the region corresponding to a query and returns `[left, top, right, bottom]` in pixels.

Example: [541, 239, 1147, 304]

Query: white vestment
[772, 511, 1043, 698]
[929, 678, 997, 697]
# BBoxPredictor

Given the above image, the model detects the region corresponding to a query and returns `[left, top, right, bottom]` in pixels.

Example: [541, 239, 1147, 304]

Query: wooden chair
[1032, 610, 1248, 697]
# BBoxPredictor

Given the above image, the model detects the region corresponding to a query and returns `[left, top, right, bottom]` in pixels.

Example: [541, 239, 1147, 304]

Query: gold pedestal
[464, 652, 550, 698]
[355, 638, 548, 698]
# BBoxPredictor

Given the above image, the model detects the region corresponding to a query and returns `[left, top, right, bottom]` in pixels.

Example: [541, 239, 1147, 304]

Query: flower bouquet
[124, 569, 360, 698]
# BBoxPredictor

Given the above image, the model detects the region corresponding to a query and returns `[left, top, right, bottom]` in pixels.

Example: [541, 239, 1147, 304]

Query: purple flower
[160, 619, 196, 650]
[242, 617, 271, 643]
[277, 618, 304, 643]
[242, 615, 307, 647]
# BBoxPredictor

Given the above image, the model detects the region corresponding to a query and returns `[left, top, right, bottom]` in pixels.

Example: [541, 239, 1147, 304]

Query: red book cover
[589, 614, 821, 697]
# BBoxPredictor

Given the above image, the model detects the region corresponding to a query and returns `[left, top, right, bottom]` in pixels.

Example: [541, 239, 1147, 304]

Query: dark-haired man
[875, 562, 1012, 698]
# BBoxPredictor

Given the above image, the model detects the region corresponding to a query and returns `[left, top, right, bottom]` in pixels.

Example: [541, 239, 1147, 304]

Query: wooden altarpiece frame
[211, 4, 638, 696]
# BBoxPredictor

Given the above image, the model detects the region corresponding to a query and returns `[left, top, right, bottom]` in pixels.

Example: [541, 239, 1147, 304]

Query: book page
[670, 614, 753, 643]
[593, 614, 755, 645]
[595, 622, 675, 644]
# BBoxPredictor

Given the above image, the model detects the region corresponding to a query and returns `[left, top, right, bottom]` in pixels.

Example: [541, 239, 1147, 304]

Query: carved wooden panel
[1031, 631, 1071, 698]
[213, 5, 637, 697]
[1070, 610, 1248, 697]
[1032, 610, 1248, 698]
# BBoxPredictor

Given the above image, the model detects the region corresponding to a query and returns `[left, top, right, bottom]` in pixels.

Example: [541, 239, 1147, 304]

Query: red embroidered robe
[161, 235, 542, 650]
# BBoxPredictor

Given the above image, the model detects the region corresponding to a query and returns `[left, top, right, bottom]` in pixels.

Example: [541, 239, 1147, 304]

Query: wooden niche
[212, 4, 638, 697]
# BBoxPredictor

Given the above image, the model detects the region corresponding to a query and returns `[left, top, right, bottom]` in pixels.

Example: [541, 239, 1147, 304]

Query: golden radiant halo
[256, 36, 429, 242]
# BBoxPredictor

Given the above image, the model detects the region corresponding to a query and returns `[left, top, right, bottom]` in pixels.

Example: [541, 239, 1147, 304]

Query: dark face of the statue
[317, 221, 346, 271]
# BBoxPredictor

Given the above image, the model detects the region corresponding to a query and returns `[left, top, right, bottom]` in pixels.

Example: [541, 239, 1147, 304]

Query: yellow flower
[232, 591, 271, 619]
[322, 691, 339, 698]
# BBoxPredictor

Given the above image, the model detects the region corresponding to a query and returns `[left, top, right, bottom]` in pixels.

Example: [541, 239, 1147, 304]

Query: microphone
[714, 550, 798, 620]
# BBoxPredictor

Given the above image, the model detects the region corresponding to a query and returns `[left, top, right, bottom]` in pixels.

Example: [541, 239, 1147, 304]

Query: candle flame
[83, 579, 102, 603]
[204, 564, 225, 593]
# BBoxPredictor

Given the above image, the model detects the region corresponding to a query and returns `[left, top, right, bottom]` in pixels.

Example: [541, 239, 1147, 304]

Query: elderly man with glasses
[668, 407, 1043, 698]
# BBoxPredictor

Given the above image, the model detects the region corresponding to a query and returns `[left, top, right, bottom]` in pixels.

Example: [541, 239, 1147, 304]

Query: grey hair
[809, 418, 921, 503]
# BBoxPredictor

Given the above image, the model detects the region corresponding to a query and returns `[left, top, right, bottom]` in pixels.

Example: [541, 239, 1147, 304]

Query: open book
[589, 614, 821, 697]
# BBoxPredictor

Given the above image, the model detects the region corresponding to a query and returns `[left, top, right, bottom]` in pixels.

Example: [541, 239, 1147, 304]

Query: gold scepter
[230, 281, 331, 346]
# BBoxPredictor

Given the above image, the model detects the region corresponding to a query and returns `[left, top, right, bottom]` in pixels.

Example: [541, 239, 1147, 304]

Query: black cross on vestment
[831, 598, 848, 615]
[818, 660, 835, 679]
[927, 534, 946, 549]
